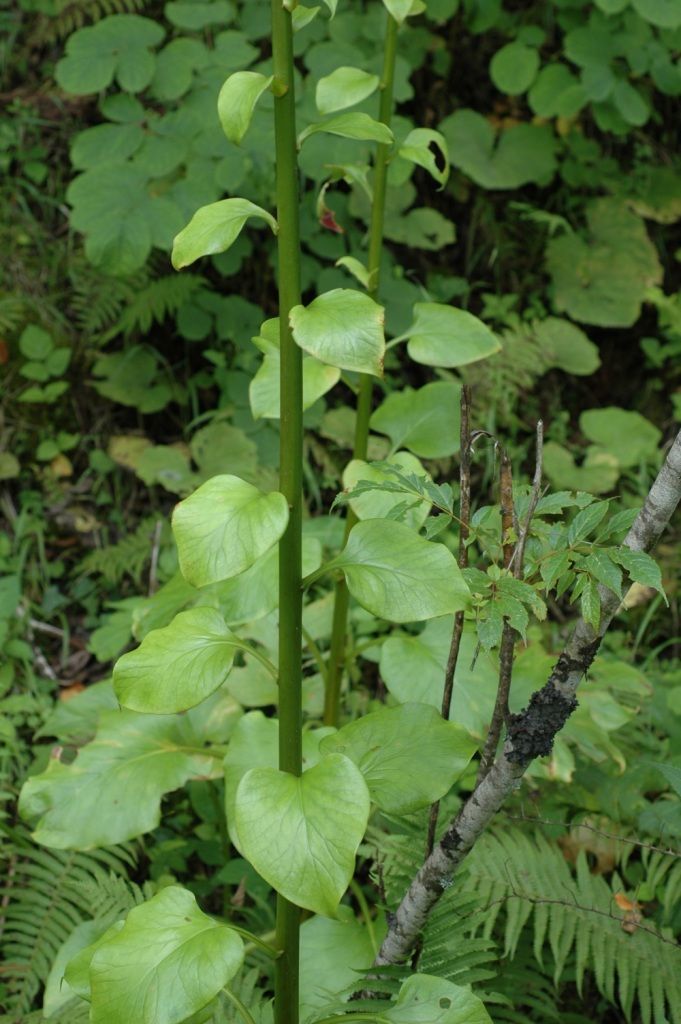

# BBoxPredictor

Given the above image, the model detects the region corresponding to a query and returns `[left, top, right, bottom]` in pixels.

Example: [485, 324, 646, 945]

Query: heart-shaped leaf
[79, 886, 243, 1024]
[114, 607, 256, 714]
[235, 754, 370, 916]
[172, 474, 289, 588]
[323, 519, 470, 622]
[19, 711, 214, 847]
[321, 703, 476, 813]
[402, 303, 500, 368]
[218, 71, 273, 144]
[290, 289, 385, 376]
[223, 711, 334, 848]
[172, 198, 277, 269]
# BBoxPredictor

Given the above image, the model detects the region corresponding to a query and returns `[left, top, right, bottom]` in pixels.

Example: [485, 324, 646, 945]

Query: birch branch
[374, 429, 681, 967]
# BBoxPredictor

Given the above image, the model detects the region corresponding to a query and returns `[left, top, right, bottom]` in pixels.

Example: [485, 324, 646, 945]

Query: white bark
[375, 430, 681, 967]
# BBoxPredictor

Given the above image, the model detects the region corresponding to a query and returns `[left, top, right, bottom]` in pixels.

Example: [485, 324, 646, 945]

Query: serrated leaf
[172, 475, 289, 588]
[581, 578, 601, 630]
[402, 302, 500, 368]
[172, 199, 277, 269]
[82, 886, 243, 1024]
[290, 289, 385, 376]
[324, 519, 470, 622]
[19, 711, 214, 847]
[612, 547, 665, 595]
[582, 550, 623, 597]
[217, 71, 272, 144]
[320, 703, 475, 813]
[235, 754, 370, 916]
[113, 607, 248, 714]
[299, 111, 393, 146]
[342, 452, 432, 530]
[540, 549, 572, 591]
[567, 501, 609, 544]
[316, 66, 379, 114]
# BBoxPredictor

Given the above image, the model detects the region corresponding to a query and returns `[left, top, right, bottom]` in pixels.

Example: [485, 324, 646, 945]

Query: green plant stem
[323, 11, 399, 728]
[271, 4, 303, 1024]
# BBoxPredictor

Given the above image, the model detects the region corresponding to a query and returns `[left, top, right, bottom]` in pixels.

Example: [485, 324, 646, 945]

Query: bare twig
[509, 419, 544, 578]
[425, 386, 472, 859]
[373, 429, 681, 967]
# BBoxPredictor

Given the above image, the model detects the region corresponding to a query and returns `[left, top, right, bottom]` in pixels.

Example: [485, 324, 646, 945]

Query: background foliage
[1, 0, 680, 1022]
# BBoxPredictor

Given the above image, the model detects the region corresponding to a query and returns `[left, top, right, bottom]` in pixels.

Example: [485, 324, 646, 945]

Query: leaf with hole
[398, 128, 450, 187]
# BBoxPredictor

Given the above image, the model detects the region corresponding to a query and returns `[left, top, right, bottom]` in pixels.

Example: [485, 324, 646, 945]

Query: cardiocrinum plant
[15, 2, 681, 1024]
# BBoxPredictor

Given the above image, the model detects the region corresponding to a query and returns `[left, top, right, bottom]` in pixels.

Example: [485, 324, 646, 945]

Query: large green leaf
[250, 317, 340, 418]
[290, 289, 385, 376]
[387, 974, 492, 1024]
[55, 15, 164, 95]
[342, 451, 432, 530]
[218, 71, 273, 144]
[380, 619, 499, 740]
[299, 912, 378, 1021]
[316, 66, 380, 114]
[218, 535, 322, 625]
[77, 886, 243, 1024]
[440, 109, 556, 189]
[172, 199, 277, 269]
[320, 703, 476, 813]
[19, 711, 215, 848]
[402, 303, 500, 368]
[68, 164, 184, 276]
[543, 442, 620, 495]
[235, 754, 370, 916]
[579, 407, 661, 467]
[299, 112, 393, 146]
[172, 475, 289, 588]
[323, 520, 470, 622]
[632, 0, 681, 28]
[113, 607, 250, 714]
[546, 199, 662, 327]
[371, 380, 461, 458]
[223, 712, 334, 848]
[534, 318, 600, 375]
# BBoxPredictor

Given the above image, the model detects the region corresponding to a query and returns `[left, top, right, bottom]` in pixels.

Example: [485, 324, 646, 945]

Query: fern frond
[36, 0, 150, 41]
[69, 263, 137, 340]
[78, 516, 168, 585]
[0, 294, 26, 334]
[114, 274, 208, 336]
[462, 324, 545, 425]
[463, 828, 681, 1024]
[0, 827, 135, 1021]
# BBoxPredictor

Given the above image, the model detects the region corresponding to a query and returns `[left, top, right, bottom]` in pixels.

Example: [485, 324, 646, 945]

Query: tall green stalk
[271, 3, 303, 1024]
[323, 11, 399, 727]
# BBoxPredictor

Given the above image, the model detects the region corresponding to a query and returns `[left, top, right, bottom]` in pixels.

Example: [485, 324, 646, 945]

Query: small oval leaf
[172, 198, 277, 269]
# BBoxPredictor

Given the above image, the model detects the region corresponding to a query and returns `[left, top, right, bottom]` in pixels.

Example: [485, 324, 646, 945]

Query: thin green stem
[223, 987, 258, 1024]
[221, 924, 280, 959]
[349, 878, 378, 957]
[324, 11, 399, 728]
[271, 3, 303, 1024]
